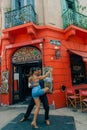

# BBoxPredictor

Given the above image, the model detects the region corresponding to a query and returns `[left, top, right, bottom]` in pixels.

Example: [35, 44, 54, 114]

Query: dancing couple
[28, 67, 52, 128]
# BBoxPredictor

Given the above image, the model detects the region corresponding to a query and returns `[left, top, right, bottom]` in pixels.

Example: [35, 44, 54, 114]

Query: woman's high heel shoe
[31, 122, 38, 129]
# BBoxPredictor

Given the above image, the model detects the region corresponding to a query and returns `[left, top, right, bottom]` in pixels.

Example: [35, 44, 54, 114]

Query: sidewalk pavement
[0, 105, 87, 130]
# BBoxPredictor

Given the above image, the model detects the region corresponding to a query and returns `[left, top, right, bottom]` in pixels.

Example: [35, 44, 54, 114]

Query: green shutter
[74, 0, 79, 25]
[74, 0, 78, 12]
[20, 0, 24, 7]
[12, 0, 24, 10]
[11, 0, 16, 10]
[61, 0, 68, 14]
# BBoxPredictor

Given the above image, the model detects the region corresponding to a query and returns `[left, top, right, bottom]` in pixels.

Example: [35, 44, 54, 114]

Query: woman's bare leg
[31, 97, 40, 128]
[43, 87, 49, 93]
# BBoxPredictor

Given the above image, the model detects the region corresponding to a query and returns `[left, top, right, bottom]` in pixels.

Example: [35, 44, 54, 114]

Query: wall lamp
[39, 43, 43, 48]
[54, 46, 61, 59]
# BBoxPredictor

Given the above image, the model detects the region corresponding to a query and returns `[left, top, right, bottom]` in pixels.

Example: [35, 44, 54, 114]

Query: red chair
[65, 87, 79, 110]
[79, 90, 87, 112]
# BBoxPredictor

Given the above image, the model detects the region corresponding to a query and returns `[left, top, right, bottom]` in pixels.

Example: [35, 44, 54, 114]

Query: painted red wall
[1, 23, 87, 108]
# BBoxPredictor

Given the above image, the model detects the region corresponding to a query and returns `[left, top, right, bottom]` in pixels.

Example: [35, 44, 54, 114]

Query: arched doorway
[12, 46, 42, 104]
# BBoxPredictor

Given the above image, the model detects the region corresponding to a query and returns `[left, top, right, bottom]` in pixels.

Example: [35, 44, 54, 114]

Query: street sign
[50, 40, 61, 46]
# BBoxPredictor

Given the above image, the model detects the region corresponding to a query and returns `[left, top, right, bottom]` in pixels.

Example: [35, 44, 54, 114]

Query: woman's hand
[49, 68, 53, 72]
[45, 68, 52, 77]
[47, 68, 53, 74]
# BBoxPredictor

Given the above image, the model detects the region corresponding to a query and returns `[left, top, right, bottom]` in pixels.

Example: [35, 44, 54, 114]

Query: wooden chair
[79, 90, 87, 112]
[65, 87, 79, 110]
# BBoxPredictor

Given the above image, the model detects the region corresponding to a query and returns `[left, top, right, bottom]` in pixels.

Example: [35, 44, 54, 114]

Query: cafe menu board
[0, 71, 9, 94]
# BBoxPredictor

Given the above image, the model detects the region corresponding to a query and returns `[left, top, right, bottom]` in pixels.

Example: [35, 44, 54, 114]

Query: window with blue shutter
[66, 0, 75, 10]
[12, 0, 24, 10]
[11, 0, 15, 10]
[66, 0, 78, 11]
[61, 0, 78, 14]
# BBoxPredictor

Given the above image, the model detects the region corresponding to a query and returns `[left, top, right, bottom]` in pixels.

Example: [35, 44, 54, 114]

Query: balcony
[5, 5, 37, 28]
[62, 9, 87, 29]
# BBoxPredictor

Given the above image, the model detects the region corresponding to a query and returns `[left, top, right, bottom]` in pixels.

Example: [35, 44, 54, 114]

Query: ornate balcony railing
[62, 9, 87, 29]
[5, 5, 37, 28]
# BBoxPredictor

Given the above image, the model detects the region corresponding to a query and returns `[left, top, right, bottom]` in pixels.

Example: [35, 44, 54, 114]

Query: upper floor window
[16, 0, 24, 9]
[61, 0, 78, 14]
[66, 0, 75, 10]
[12, 0, 34, 10]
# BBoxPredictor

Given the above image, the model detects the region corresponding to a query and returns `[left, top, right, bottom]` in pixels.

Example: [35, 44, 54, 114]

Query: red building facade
[0, 22, 87, 108]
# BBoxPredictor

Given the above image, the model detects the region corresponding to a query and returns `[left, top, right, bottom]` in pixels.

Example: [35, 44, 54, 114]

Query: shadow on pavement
[1, 113, 76, 130]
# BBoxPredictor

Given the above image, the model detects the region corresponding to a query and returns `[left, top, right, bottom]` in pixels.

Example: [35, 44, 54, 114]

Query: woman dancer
[29, 67, 52, 128]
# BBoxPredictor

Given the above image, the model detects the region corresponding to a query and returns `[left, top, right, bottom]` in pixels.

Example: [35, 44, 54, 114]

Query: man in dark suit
[20, 68, 50, 125]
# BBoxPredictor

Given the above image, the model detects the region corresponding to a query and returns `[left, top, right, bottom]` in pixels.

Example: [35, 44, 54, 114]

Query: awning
[68, 50, 87, 62]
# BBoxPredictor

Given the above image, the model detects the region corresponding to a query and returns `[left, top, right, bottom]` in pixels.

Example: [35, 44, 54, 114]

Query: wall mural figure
[0, 71, 9, 93]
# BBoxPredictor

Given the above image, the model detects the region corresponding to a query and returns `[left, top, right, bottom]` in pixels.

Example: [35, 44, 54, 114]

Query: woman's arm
[38, 68, 52, 80]
[28, 82, 38, 88]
